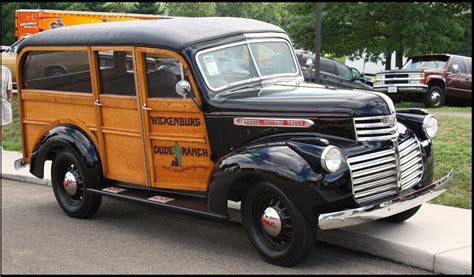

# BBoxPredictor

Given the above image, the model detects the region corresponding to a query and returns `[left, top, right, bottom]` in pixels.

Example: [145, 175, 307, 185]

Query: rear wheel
[423, 86, 445, 108]
[241, 182, 316, 267]
[380, 205, 421, 223]
[51, 151, 102, 218]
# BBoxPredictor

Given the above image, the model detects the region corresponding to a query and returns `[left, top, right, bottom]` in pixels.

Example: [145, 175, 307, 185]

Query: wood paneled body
[18, 45, 214, 192]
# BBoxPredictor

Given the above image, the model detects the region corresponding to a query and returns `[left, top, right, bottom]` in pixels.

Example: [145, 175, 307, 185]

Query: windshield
[403, 56, 449, 70]
[196, 39, 299, 93]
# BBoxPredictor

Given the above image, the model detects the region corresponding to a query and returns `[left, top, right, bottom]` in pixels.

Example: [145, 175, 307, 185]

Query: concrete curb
[2, 150, 471, 275]
[1, 173, 51, 186]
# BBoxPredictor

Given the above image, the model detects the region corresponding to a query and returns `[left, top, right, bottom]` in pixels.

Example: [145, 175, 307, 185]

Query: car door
[136, 48, 214, 192]
[91, 47, 147, 186]
[335, 62, 359, 89]
[320, 59, 340, 87]
[446, 56, 471, 99]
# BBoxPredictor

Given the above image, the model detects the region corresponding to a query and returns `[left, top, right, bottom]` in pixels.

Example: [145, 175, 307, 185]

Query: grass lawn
[2, 94, 21, 151]
[2, 95, 472, 208]
[395, 101, 472, 113]
[429, 115, 472, 209]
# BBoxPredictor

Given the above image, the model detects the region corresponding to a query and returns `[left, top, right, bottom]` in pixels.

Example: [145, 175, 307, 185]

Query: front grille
[354, 115, 399, 141]
[347, 148, 399, 204]
[399, 137, 424, 190]
[385, 74, 409, 79]
[347, 137, 425, 204]
[385, 79, 408, 84]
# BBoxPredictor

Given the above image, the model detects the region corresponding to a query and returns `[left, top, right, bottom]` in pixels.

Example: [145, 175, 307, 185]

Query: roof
[18, 17, 286, 52]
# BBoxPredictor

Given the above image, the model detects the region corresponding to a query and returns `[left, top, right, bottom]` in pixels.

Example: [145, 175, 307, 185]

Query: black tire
[380, 205, 421, 223]
[45, 67, 67, 77]
[241, 182, 316, 267]
[51, 151, 102, 218]
[423, 86, 445, 108]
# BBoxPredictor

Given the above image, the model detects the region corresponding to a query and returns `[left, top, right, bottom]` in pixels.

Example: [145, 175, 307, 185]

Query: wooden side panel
[102, 133, 146, 184]
[136, 48, 214, 192]
[20, 90, 96, 158]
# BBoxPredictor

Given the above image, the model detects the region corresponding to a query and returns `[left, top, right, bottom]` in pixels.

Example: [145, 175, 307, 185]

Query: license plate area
[387, 86, 398, 93]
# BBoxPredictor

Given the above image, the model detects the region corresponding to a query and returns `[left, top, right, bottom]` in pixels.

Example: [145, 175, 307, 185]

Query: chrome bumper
[318, 170, 453, 230]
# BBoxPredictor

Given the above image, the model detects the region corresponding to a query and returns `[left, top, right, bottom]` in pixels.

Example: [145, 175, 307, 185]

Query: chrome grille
[354, 115, 399, 141]
[399, 137, 424, 190]
[347, 148, 399, 204]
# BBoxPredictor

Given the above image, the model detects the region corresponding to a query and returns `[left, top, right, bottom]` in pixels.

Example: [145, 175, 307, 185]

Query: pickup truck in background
[373, 54, 472, 108]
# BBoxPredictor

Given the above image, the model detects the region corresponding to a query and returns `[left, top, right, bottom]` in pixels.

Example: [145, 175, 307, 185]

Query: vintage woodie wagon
[15, 17, 453, 266]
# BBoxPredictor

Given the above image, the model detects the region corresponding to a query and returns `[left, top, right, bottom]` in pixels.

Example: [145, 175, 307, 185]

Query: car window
[448, 57, 467, 73]
[320, 59, 336, 75]
[23, 50, 92, 93]
[336, 63, 353, 80]
[143, 52, 194, 98]
[97, 51, 136, 96]
[249, 42, 297, 76]
[465, 58, 471, 74]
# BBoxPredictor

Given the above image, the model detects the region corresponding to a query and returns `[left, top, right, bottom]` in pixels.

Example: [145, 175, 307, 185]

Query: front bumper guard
[318, 170, 453, 230]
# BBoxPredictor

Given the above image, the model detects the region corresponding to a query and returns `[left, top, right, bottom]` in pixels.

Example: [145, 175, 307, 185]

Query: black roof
[18, 17, 286, 52]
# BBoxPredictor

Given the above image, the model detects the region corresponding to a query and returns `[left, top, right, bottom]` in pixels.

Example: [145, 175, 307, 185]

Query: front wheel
[241, 182, 316, 267]
[423, 86, 445, 108]
[51, 151, 102, 218]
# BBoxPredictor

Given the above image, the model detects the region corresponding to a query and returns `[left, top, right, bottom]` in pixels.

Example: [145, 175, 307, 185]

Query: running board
[87, 186, 228, 221]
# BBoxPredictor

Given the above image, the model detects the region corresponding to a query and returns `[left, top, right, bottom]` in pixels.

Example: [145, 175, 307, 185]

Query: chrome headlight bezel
[321, 146, 344, 173]
[422, 114, 438, 139]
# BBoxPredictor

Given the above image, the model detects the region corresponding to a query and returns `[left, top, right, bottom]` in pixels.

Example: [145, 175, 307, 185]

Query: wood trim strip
[101, 128, 141, 138]
[149, 136, 205, 143]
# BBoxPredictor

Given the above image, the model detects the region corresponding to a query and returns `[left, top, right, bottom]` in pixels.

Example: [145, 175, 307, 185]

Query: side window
[466, 58, 472, 74]
[143, 53, 194, 98]
[449, 57, 467, 73]
[336, 63, 353, 80]
[97, 51, 136, 96]
[320, 59, 336, 75]
[23, 50, 92, 93]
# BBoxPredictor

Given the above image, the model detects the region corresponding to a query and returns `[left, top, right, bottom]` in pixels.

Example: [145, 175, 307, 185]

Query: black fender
[396, 109, 431, 141]
[206, 140, 352, 223]
[29, 124, 101, 185]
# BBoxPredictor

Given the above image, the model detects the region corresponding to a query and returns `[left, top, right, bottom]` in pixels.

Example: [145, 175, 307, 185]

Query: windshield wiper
[216, 76, 302, 98]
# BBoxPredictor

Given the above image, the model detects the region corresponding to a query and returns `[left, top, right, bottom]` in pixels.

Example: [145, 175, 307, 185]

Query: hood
[217, 82, 392, 117]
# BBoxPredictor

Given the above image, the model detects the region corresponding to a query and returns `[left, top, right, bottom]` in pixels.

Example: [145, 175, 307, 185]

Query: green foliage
[166, 2, 215, 17]
[1, 2, 471, 65]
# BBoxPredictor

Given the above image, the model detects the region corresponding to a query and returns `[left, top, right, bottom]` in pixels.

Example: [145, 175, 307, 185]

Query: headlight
[321, 146, 344, 173]
[423, 115, 438, 138]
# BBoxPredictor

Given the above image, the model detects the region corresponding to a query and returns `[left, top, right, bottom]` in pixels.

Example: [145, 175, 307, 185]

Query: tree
[166, 2, 216, 17]
[286, 2, 472, 69]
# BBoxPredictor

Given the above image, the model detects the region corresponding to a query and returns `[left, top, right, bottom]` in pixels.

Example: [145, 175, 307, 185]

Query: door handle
[95, 100, 102, 106]
[142, 103, 152, 111]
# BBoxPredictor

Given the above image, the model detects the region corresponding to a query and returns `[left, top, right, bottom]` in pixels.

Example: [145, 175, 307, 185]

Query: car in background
[373, 54, 472, 108]
[1, 36, 29, 86]
[295, 50, 372, 90]
[349, 67, 374, 87]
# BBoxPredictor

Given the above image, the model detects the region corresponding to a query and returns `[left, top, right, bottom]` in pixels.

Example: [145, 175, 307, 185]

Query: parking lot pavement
[1, 179, 432, 275]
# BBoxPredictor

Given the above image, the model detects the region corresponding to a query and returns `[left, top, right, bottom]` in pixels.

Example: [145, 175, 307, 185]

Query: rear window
[23, 51, 92, 93]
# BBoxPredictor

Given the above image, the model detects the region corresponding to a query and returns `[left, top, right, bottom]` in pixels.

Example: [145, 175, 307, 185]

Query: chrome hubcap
[431, 91, 441, 106]
[260, 207, 282, 237]
[63, 169, 78, 196]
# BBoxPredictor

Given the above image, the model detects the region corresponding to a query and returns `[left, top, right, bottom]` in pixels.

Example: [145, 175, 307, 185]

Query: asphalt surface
[1, 179, 433, 274]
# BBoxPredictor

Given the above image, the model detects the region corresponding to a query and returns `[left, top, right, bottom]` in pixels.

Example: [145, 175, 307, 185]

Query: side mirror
[175, 80, 191, 98]
[452, 64, 460, 74]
